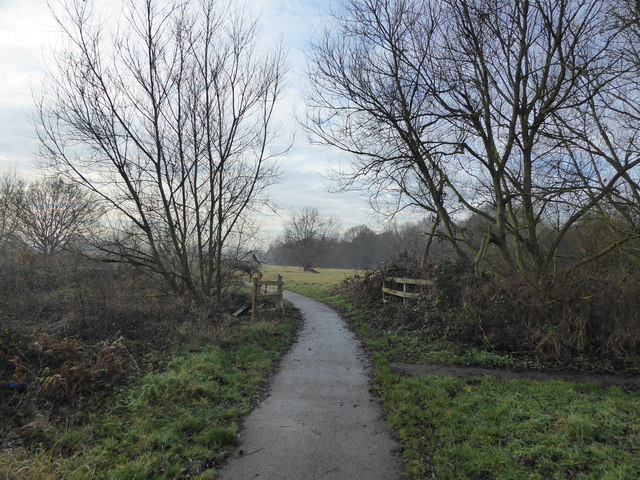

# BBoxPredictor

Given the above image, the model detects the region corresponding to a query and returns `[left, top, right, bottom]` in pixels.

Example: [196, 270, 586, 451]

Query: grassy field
[261, 265, 357, 306]
[268, 266, 640, 480]
[0, 311, 300, 479]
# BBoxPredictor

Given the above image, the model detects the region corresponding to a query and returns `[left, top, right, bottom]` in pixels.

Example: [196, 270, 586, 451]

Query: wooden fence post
[251, 273, 259, 320]
[250, 272, 284, 320]
[382, 278, 386, 303]
[277, 274, 283, 315]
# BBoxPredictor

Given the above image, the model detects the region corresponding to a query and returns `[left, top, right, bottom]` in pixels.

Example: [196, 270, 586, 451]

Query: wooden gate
[251, 273, 284, 319]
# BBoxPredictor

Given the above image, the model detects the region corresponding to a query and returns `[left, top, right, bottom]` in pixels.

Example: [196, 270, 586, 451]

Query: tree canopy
[307, 0, 640, 278]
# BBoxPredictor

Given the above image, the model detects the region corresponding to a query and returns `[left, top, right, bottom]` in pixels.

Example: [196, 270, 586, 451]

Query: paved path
[218, 291, 403, 480]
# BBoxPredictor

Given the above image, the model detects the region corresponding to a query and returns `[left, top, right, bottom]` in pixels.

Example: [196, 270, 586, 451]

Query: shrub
[341, 261, 640, 370]
[0, 250, 251, 449]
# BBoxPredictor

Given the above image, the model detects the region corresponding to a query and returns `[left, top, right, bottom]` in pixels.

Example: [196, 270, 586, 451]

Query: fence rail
[382, 276, 434, 305]
[251, 272, 284, 319]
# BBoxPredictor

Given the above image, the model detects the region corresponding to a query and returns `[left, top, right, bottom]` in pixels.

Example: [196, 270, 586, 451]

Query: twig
[239, 447, 264, 457]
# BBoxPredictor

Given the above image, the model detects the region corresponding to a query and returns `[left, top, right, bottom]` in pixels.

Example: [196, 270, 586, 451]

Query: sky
[0, 0, 385, 239]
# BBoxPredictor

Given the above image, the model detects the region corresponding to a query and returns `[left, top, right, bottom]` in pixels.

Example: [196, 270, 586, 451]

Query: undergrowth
[339, 263, 640, 372]
[0, 312, 300, 479]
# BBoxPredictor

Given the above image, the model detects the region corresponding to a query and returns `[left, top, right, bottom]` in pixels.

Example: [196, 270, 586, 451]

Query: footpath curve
[218, 290, 403, 480]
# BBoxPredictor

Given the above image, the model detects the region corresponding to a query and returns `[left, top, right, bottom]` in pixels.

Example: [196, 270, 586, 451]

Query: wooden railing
[382, 277, 434, 306]
[251, 272, 284, 319]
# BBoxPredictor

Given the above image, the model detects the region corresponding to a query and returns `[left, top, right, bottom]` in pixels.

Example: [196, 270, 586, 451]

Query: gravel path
[218, 290, 403, 480]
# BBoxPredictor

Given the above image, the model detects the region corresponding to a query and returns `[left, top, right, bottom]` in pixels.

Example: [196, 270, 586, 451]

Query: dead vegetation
[340, 258, 640, 373]
[0, 251, 248, 450]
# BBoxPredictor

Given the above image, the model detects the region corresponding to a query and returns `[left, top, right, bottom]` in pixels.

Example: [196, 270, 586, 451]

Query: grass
[264, 265, 640, 480]
[375, 357, 639, 479]
[349, 321, 544, 369]
[262, 265, 356, 307]
[346, 305, 640, 479]
[0, 313, 300, 479]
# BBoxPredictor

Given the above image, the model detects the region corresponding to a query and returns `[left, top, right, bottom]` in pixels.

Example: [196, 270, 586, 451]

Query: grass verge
[375, 357, 639, 479]
[267, 265, 640, 480]
[0, 311, 300, 480]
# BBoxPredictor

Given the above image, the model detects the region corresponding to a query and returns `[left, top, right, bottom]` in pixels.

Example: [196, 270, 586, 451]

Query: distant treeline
[267, 219, 454, 270]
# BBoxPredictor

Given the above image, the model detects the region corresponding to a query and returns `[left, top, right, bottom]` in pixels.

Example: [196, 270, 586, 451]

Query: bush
[340, 261, 640, 370]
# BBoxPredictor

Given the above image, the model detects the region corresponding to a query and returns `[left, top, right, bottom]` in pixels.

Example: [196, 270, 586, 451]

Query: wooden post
[382, 278, 386, 303]
[403, 281, 407, 307]
[277, 274, 284, 317]
[251, 273, 259, 320]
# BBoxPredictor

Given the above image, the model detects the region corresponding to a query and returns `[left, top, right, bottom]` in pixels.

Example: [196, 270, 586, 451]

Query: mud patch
[390, 362, 640, 387]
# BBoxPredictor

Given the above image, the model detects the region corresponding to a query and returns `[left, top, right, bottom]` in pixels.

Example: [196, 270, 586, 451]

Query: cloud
[246, 0, 379, 235]
[0, 0, 56, 174]
[0, 0, 384, 239]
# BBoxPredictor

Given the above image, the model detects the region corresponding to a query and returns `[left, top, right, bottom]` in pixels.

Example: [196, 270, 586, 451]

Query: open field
[261, 265, 357, 305]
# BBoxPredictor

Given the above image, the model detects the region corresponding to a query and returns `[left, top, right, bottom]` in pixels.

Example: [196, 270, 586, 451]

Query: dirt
[390, 362, 640, 387]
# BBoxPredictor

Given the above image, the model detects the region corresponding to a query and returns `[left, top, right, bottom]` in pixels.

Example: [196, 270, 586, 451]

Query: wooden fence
[251, 272, 284, 319]
[382, 277, 434, 306]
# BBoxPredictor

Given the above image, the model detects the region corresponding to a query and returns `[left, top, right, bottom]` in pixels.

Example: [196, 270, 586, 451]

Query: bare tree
[343, 224, 378, 268]
[17, 177, 102, 256]
[38, 0, 286, 300]
[542, 0, 640, 264]
[0, 172, 24, 251]
[282, 207, 340, 271]
[307, 0, 634, 278]
[307, 0, 469, 264]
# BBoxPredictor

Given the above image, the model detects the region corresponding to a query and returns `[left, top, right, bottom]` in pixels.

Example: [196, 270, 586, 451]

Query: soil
[390, 362, 640, 388]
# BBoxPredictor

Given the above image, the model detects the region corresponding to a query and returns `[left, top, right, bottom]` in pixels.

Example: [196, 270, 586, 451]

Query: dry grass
[0, 252, 256, 454]
[262, 265, 357, 290]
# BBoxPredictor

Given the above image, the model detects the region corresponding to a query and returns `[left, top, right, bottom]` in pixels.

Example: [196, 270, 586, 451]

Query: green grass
[0, 314, 300, 480]
[356, 323, 543, 368]
[374, 356, 640, 479]
[264, 266, 640, 480]
[337, 301, 542, 369]
[343, 303, 640, 478]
